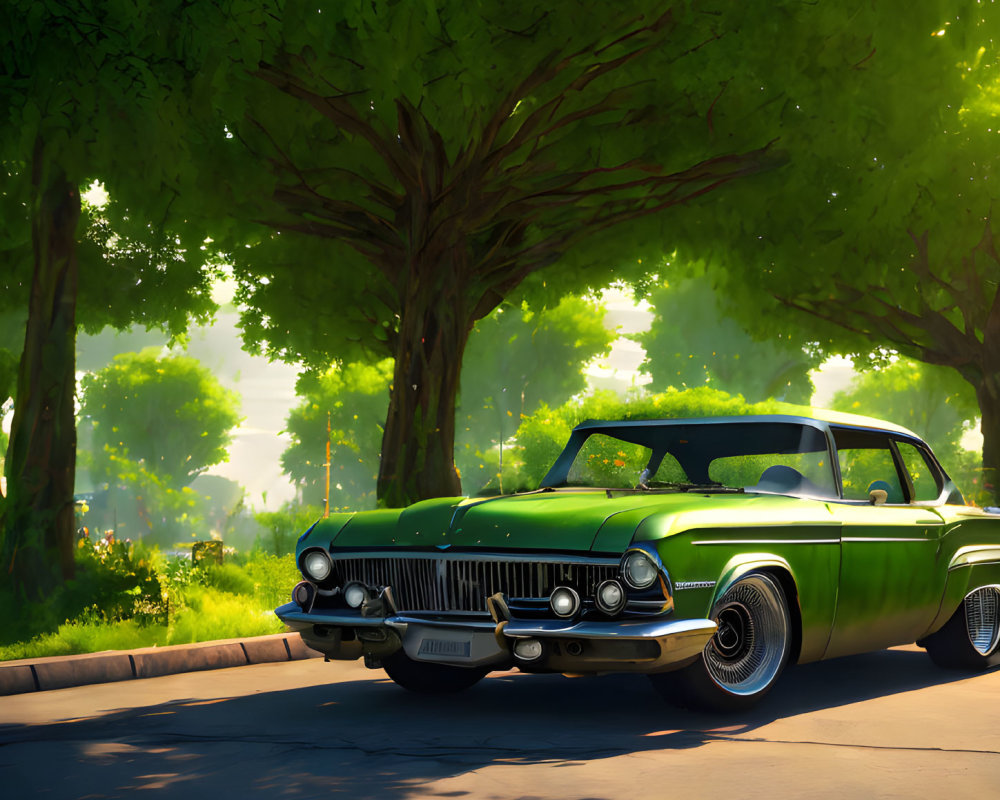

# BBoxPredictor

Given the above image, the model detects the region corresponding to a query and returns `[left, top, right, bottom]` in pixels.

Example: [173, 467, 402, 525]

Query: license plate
[418, 638, 471, 657]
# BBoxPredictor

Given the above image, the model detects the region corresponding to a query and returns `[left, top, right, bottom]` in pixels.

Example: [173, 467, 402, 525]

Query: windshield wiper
[641, 481, 744, 493]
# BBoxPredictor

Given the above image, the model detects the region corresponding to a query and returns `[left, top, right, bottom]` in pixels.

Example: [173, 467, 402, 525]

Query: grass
[0, 543, 301, 662]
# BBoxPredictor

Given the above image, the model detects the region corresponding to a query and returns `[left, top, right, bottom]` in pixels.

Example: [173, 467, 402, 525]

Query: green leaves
[78, 350, 242, 491]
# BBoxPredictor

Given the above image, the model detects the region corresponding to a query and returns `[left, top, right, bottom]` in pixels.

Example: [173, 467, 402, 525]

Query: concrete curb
[0, 632, 321, 696]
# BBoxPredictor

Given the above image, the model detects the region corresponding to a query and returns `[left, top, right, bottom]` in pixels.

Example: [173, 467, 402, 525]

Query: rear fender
[923, 546, 1000, 637]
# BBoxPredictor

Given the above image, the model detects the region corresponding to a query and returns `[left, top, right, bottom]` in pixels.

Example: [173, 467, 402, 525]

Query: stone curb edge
[0, 632, 321, 696]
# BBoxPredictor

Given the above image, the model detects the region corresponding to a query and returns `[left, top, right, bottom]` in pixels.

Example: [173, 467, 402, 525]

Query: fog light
[292, 581, 316, 609]
[623, 550, 658, 589]
[596, 579, 626, 614]
[302, 549, 333, 582]
[513, 638, 544, 661]
[550, 586, 580, 618]
[344, 582, 369, 608]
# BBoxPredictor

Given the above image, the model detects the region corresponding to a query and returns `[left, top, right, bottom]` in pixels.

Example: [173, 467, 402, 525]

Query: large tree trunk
[376, 270, 473, 508]
[976, 375, 1000, 507]
[1, 155, 80, 595]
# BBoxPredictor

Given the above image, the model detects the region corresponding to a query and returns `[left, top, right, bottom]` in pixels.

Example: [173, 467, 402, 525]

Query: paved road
[1, 644, 998, 799]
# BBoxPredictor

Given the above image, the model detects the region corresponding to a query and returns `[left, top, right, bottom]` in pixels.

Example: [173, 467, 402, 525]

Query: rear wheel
[382, 650, 489, 694]
[650, 572, 791, 711]
[922, 586, 1000, 670]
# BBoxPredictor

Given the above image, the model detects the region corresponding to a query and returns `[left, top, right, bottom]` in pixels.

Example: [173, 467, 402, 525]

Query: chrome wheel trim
[703, 574, 789, 696]
[964, 586, 1000, 657]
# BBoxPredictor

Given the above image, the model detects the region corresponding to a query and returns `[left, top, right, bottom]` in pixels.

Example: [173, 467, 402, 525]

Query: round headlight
[596, 579, 626, 614]
[344, 582, 369, 609]
[623, 550, 658, 589]
[512, 638, 544, 661]
[302, 550, 332, 582]
[292, 581, 316, 608]
[550, 586, 581, 618]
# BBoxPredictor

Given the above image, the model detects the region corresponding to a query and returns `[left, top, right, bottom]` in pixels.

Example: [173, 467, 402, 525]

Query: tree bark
[376, 265, 474, 507]
[975, 376, 1000, 506]
[1, 155, 80, 595]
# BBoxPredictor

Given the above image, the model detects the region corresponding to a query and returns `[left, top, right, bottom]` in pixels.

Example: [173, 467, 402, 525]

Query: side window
[895, 441, 941, 502]
[832, 428, 905, 503]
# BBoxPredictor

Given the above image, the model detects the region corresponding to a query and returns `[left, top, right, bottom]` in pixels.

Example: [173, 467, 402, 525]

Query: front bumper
[275, 603, 717, 674]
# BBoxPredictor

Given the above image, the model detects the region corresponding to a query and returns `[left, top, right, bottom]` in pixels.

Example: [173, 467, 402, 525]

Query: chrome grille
[335, 554, 618, 613]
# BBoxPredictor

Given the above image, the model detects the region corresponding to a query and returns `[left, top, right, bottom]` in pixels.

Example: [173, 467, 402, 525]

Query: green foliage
[0, 543, 300, 660]
[201, 0, 796, 504]
[75, 350, 241, 546]
[665, 4, 1000, 497]
[830, 358, 981, 498]
[456, 295, 614, 492]
[79, 349, 242, 490]
[510, 388, 784, 490]
[637, 277, 820, 403]
[281, 296, 613, 505]
[282, 361, 393, 510]
[252, 503, 324, 558]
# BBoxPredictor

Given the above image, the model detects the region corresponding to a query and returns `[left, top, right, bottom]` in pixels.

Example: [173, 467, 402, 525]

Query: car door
[823, 428, 945, 659]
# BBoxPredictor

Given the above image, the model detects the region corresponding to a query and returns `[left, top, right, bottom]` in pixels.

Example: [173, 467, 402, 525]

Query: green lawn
[0, 540, 300, 662]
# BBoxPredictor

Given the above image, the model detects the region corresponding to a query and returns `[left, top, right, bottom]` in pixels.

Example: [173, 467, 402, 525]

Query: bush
[511, 388, 783, 489]
[0, 541, 301, 660]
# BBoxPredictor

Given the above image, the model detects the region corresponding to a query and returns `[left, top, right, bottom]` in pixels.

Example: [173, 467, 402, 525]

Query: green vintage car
[275, 412, 1000, 710]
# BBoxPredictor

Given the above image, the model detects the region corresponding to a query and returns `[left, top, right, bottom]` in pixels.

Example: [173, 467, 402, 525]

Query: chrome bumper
[275, 603, 717, 674]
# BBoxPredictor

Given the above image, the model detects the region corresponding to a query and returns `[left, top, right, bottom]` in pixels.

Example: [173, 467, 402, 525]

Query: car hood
[304, 490, 822, 555]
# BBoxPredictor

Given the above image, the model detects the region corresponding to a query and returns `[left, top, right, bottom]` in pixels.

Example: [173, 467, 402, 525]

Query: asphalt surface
[0, 632, 320, 695]
[1, 643, 998, 799]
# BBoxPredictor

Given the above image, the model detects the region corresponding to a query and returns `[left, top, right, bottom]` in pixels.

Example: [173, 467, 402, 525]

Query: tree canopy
[79, 350, 242, 491]
[206, 0, 791, 506]
[636, 277, 820, 404]
[675, 3, 1000, 501]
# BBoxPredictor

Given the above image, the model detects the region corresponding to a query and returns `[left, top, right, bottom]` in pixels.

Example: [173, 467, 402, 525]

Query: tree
[79, 350, 241, 490]
[211, 1, 788, 507]
[673, 4, 1000, 502]
[0, 2, 217, 593]
[77, 351, 241, 546]
[281, 294, 613, 506]
[455, 294, 613, 488]
[281, 359, 394, 511]
[830, 358, 981, 499]
[636, 277, 820, 403]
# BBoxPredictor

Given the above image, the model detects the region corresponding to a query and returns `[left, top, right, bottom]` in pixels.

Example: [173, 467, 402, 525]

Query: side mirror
[869, 489, 888, 506]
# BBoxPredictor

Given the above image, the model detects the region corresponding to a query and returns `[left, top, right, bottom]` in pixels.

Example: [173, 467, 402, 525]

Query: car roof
[573, 410, 921, 441]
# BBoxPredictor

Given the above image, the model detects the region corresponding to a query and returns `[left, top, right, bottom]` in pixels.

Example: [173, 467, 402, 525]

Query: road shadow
[0, 647, 991, 799]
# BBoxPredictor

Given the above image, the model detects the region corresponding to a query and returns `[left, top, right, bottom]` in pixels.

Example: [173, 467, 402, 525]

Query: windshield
[546, 420, 837, 498]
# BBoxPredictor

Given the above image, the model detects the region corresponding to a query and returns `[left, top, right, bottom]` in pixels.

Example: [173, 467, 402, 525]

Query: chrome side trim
[693, 539, 840, 546]
[842, 537, 935, 543]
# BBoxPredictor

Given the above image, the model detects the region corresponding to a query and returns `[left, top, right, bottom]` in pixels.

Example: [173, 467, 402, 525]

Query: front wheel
[382, 650, 489, 694]
[921, 586, 1000, 670]
[650, 572, 791, 712]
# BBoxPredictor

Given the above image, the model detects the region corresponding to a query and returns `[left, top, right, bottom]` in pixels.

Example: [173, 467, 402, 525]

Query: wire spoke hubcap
[965, 586, 1000, 657]
[704, 575, 788, 696]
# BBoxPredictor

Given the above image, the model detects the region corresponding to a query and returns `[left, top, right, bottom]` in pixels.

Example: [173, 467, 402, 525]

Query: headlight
[550, 585, 581, 618]
[302, 549, 333, 582]
[622, 550, 658, 589]
[344, 582, 369, 609]
[595, 579, 626, 614]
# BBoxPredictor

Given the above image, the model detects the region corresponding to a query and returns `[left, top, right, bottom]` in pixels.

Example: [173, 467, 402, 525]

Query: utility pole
[324, 411, 331, 518]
